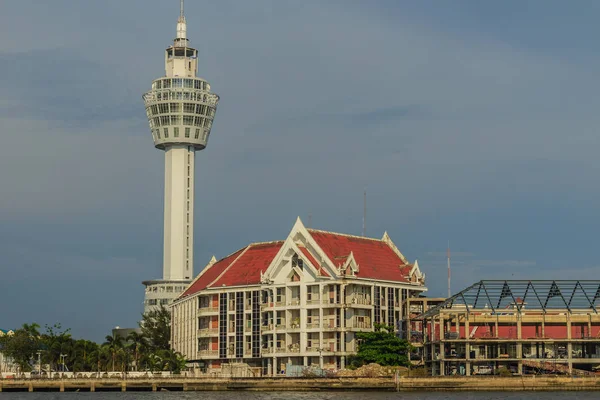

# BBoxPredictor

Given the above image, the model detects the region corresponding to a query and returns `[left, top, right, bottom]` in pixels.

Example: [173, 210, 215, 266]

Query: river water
[1, 392, 597, 400]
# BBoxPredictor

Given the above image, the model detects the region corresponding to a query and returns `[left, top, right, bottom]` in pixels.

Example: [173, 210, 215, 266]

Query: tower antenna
[447, 241, 451, 298]
[363, 188, 367, 237]
[180, 0, 185, 19]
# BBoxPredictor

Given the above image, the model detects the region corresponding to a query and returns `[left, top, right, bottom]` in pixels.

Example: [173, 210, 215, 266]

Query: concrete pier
[1, 376, 600, 392]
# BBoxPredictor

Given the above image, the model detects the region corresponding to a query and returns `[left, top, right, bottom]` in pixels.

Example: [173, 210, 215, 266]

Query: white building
[171, 218, 427, 375]
[141, 0, 219, 313]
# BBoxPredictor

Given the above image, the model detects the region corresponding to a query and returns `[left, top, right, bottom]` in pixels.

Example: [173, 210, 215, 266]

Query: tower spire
[176, 0, 187, 40]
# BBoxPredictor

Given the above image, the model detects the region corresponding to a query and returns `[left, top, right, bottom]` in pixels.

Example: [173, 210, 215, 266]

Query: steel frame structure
[418, 280, 600, 320]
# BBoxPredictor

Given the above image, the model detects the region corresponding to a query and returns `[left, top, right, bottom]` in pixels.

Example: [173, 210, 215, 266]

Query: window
[183, 115, 194, 125]
[160, 299, 168, 305]
[194, 80, 201, 89]
[184, 103, 195, 113]
[171, 115, 181, 125]
[163, 79, 171, 88]
[163, 128, 169, 138]
[195, 129, 200, 139]
[184, 79, 193, 88]
[173, 78, 183, 87]
[174, 127, 179, 137]
[185, 127, 191, 138]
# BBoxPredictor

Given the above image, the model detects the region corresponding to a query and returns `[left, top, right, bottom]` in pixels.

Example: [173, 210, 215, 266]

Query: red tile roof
[307, 229, 412, 282]
[298, 246, 330, 277]
[180, 227, 414, 299]
[211, 242, 283, 288]
[180, 248, 245, 297]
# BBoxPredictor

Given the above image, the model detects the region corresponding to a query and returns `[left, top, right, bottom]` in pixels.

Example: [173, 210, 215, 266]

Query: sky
[1, 0, 600, 341]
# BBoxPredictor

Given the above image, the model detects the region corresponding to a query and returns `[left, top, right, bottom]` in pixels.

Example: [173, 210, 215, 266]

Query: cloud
[2, 0, 600, 339]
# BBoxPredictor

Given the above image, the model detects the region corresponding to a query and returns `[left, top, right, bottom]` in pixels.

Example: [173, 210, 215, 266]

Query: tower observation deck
[141, 0, 219, 313]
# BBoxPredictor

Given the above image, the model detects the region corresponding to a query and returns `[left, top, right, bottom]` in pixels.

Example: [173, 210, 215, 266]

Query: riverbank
[1, 376, 600, 392]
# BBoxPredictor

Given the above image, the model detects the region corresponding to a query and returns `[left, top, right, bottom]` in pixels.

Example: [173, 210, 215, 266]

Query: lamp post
[36, 351, 42, 376]
[59, 354, 67, 372]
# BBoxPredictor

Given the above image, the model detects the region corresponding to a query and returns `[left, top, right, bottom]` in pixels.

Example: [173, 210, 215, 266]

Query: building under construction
[413, 280, 600, 376]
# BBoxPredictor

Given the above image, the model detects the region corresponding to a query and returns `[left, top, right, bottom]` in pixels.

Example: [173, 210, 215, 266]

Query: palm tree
[126, 332, 146, 372]
[103, 335, 123, 372]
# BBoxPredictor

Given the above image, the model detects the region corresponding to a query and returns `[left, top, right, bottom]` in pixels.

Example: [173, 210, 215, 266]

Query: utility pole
[447, 241, 451, 298]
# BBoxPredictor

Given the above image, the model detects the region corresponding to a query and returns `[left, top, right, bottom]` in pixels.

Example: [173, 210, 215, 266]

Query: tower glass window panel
[163, 128, 169, 138]
[174, 127, 179, 138]
[195, 129, 200, 139]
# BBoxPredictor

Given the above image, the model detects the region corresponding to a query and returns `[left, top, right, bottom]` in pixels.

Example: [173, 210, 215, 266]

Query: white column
[163, 145, 195, 280]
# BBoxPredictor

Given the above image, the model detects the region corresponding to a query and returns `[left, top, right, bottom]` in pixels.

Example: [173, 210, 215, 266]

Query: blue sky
[1, 0, 600, 341]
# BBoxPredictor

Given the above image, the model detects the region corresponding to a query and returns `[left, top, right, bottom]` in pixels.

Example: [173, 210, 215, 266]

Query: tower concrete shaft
[141, 0, 219, 311]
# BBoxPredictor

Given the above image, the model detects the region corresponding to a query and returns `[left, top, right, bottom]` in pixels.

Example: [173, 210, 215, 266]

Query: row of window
[149, 115, 213, 129]
[152, 78, 209, 91]
[147, 90, 217, 104]
[146, 299, 169, 306]
[146, 285, 188, 293]
[146, 103, 215, 117]
[152, 127, 209, 142]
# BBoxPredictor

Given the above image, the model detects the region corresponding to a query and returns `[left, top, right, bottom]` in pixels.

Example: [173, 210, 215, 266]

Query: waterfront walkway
[1, 376, 600, 392]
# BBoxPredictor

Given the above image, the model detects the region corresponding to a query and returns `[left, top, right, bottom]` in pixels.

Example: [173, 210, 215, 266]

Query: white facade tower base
[141, 0, 219, 314]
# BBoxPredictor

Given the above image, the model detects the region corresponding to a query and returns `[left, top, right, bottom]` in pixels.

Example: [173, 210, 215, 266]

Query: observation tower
[141, 0, 219, 313]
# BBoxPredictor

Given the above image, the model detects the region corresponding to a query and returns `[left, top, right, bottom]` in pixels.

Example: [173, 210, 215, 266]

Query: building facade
[141, 0, 220, 313]
[171, 218, 426, 375]
[415, 280, 600, 376]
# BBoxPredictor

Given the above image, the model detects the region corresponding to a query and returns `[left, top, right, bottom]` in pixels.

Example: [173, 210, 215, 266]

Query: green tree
[159, 349, 187, 373]
[126, 331, 146, 371]
[348, 324, 412, 368]
[0, 324, 41, 372]
[140, 306, 171, 351]
[103, 335, 124, 372]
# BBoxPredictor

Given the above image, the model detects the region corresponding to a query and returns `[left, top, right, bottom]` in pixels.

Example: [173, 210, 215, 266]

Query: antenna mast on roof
[180, 0, 185, 19]
[447, 241, 451, 298]
[363, 189, 367, 237]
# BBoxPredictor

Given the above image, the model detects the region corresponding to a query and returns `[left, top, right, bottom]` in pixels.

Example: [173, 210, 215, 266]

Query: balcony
[197, 350, 219, 357]
[347, 316, 371, 329]
[306, 298, 321, 306]
[275, 322, 287, 330]
[322, 319, 339, 330]
[261, 324, 274, 332]
[262, 347, 274, 354]
[198, 306, 219, 314]
[288, 299, 301, 307]
[346, 295, 372, 306]
[197, 328, 218, 336]
[306, 320, 320, 329]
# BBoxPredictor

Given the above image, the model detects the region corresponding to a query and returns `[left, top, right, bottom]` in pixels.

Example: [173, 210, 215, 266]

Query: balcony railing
[322, 319, 338, 329]
[306, 298, 321, 305]
[261, 324, 274, 332]
[306, 320, 320, 329]
[197, 350, 219, 357]
[347, 317, 371, 329]
[197, 328, 218, 336]
[288, 299, 301, 306]
[198, 306, 219, 314]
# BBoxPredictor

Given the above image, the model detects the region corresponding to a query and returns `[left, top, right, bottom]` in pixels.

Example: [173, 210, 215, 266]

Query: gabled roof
[179, 242, 283, 298]
[307, 229, 413, 282]
[178, 221, 420, 300]
[298, 246, 330, 277]
[211, 242, 283, 288]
